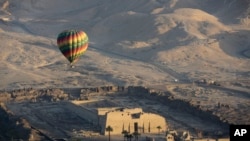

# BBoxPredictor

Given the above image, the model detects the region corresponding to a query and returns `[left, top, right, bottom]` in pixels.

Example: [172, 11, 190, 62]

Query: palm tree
[126, 134, 133, 141]
[133, 131, 140, 141]
[122, 130, 129, 141]
[106, 125, 113, 141]
[157, 126, 162, 135]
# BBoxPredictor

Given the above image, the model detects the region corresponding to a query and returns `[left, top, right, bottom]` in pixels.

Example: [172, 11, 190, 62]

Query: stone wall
[0, 88, 68, 103]
[0, 86, 126, 103]
[103, 108, 167, 135]
[80, 85, 126, 95]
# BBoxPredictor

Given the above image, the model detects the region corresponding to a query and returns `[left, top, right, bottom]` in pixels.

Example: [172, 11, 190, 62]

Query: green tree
[122, 130, 129, 141]
[157, 126, 162, 135]
[106, 125, 113, 141]
[133, 131, 140, 141]
[126, 134, 133, 141]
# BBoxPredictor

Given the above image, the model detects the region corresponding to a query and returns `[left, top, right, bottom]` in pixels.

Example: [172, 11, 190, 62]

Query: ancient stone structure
[98, 108, 168, 135]
[0, 85, 231, 140]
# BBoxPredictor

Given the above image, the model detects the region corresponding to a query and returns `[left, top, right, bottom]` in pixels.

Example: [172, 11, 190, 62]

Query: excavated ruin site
[1, 82, 249, 141]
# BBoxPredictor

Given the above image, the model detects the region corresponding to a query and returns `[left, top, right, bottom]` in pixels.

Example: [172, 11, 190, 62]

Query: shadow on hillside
[0, 106, 31, 141]
[212, 29, 250, 58]
[202, 0, 249, 24]
[21, 40, 58, 51]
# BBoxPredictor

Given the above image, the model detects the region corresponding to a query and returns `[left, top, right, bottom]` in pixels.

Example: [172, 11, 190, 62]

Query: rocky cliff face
[0, 103, 47, 141]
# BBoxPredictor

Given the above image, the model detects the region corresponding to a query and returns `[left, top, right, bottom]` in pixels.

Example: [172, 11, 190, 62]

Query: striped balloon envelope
[57, 30, 88, 65]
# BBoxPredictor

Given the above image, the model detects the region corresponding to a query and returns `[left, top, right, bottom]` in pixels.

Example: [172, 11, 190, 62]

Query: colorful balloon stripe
[63, 44, 88, 58]
[57, 30, 88, 64]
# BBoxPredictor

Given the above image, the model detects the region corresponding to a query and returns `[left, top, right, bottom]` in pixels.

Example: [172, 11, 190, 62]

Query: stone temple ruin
[99, 107, 167, 135]
[71, 101, 167, 135]
[0, 85, 231, 141]
[0, 86, 168, 140]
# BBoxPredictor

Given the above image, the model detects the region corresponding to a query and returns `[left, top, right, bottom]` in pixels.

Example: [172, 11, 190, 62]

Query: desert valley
[0, 0, 250, 141]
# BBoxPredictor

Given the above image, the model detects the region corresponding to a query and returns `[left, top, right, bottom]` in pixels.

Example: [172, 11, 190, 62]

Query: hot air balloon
[57, 30, 88, 66]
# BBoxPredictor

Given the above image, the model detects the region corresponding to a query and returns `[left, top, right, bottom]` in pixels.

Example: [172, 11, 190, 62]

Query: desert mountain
[0, 0, 249, 89]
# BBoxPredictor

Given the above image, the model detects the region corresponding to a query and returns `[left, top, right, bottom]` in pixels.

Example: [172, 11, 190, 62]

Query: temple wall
[103, 109, 167, 135]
